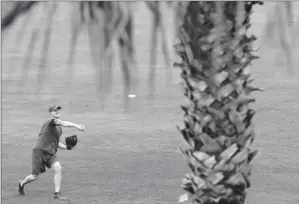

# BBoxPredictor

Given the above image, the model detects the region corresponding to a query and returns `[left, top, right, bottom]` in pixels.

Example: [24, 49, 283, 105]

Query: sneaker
[18, 180, 25, 195]
[53, 192, 68, 201]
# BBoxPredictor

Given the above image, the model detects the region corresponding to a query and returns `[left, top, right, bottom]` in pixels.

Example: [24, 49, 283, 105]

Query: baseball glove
[65, 135, 77, 150]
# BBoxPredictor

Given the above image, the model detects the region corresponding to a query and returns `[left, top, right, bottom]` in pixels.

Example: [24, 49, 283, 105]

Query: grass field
[2, 2, 299, 204]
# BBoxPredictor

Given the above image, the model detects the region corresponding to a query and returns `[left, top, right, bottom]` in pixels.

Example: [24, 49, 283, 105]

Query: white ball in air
[128, 94, 136, 98]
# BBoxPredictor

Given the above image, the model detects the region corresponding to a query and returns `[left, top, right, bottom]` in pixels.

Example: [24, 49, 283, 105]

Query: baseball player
[18, 105, 85, 201]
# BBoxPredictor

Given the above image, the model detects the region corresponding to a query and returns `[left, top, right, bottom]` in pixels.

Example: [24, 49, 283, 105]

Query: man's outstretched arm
[52, 119, 85, 131]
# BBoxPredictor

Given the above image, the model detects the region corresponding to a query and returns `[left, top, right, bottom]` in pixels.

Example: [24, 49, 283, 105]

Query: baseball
[128, 94, 136, 98]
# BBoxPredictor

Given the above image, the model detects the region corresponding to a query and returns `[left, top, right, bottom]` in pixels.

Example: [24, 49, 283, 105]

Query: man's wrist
[59, 143, 67, 149]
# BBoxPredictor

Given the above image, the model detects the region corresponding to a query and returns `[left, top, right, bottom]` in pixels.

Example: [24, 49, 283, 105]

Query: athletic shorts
[31, 148, 58, 176]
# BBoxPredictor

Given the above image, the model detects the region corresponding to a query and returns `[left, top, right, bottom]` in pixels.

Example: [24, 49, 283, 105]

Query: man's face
[50, 109, 60, 118]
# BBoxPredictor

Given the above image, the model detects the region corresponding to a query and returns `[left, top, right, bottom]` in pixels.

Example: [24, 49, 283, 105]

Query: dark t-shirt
[33, 119, 62, 155]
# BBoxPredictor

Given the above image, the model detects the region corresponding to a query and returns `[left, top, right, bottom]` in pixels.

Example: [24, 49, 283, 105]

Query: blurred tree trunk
[146, 2, 172, 100]
[175, 2, 262, 204]
[263, 2, 295, 76]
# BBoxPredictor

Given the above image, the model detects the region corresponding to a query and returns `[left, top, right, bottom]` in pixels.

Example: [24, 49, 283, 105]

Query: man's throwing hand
[76, 124, 85, 131]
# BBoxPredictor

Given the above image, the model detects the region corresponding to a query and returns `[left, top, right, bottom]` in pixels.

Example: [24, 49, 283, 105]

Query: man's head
[48, 105, 62, 118]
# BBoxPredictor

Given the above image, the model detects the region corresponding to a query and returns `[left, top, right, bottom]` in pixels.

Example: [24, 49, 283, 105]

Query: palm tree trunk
[176, 2, 263, 204]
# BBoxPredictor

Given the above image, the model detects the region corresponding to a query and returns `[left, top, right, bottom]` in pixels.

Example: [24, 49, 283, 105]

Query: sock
[54, 169, 62, 193]
[20, 174, 37, 187]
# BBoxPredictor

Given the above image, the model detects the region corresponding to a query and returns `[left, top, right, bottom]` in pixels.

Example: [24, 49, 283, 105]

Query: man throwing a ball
[18, 105, 85, 201]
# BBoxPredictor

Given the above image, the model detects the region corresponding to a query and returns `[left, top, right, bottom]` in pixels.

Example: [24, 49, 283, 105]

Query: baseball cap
[48, 105, 62, 113]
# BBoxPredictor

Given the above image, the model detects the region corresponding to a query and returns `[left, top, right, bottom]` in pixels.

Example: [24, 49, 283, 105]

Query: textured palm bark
[175, 2, 263, 204]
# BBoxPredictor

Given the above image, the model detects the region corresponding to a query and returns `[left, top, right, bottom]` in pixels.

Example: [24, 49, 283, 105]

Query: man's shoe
[18, 180, 25, 195]
[53, 192, 68, 201]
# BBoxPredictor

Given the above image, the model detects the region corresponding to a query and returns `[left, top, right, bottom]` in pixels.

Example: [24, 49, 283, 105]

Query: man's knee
[51, 162, 62, 172]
